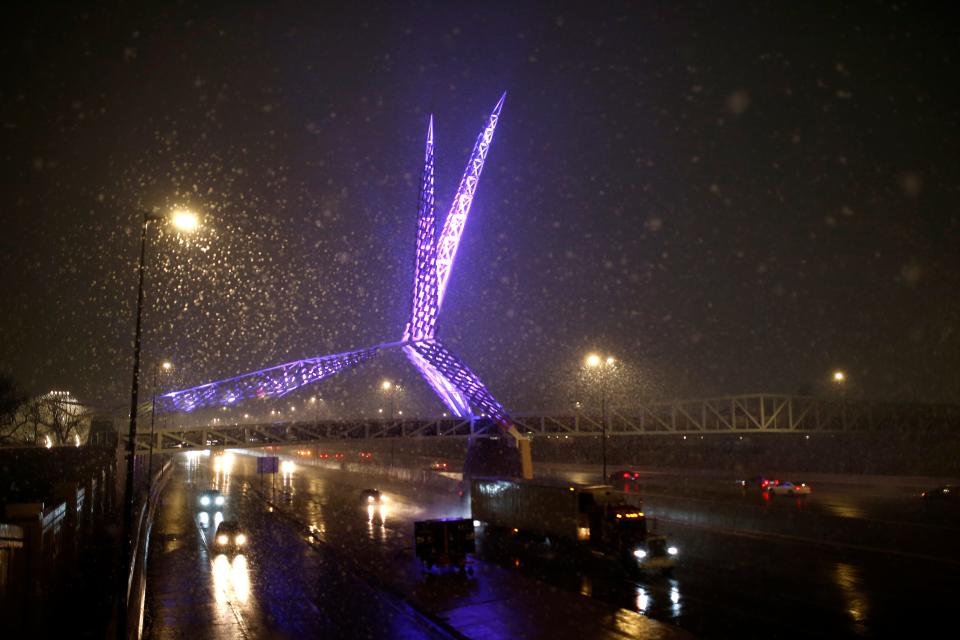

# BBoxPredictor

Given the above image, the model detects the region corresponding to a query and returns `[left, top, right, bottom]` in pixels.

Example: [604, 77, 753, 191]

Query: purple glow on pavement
[436, 93, 505, 307]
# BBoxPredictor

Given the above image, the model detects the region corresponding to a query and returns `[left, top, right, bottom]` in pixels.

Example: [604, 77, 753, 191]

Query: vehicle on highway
[430, 461, 449, 471]
[212, 521, 248, 553]
[318, 451, 330, 460]
[334, 452, 345, 461]
[359, 451, 374, 461]
[198, 489, 225, 509]
[415, 518, 474, 574]
[767, 480, 811, 496]
[471, 478, 677, 574]
[738, 475, 772, 490]
[921, 485, 954, 500]
[360, 488, 385, 503]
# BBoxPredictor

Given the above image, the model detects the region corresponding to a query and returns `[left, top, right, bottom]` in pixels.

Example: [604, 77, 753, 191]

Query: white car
[768, 480, 811, 496]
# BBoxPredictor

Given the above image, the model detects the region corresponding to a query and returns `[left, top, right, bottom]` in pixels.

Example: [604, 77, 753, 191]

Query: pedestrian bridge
[132, 393, 960, 452]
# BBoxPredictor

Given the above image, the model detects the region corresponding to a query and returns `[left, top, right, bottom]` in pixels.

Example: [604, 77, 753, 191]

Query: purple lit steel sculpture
[403, 115, 439, 342]
[159, 94, 513, 430]
[409, 339, 512, 428]
[156, 346, 379, 413]
[436, 92, 505, 307]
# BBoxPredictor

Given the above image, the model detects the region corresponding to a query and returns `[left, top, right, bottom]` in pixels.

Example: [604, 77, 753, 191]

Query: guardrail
[118, 457, 173, 640]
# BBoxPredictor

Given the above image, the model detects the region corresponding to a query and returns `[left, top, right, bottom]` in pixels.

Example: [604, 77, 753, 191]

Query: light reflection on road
[212, 553, 252, 606]
[834, 562, 870, 634]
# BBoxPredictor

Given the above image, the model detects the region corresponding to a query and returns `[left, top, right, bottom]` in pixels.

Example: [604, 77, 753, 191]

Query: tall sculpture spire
[435, 93, 506, 306]
[159, 95, 513, 431]
[403, 116, 439, 342]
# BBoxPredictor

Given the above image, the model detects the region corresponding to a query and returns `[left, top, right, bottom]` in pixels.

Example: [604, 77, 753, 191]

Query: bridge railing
[134, 394, 960, 449]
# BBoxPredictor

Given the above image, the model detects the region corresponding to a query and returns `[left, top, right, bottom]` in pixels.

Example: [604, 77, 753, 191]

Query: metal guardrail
[119, 457, 173, 640]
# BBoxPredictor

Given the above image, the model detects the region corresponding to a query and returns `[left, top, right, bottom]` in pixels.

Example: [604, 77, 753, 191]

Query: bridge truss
[133, 394, 960, 452]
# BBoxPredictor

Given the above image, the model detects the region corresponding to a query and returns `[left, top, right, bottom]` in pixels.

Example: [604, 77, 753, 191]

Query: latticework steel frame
[134, 394, 960, 451]
[157, 95, 512, 428]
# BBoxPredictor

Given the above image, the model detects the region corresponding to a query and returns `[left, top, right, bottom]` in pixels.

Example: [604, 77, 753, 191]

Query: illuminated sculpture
[159, 94, 512, 430]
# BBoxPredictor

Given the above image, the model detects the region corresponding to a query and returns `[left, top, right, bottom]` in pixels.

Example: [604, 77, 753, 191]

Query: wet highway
[145, 452, 686, 639]
[146, 451, 959, 639]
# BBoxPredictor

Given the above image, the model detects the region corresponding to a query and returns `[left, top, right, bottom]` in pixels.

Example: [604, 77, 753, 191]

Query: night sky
[1, 1, 958, 415]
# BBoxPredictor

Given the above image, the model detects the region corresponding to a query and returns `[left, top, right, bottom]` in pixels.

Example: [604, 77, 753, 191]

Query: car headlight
[367, 495, 375, 502]
[215, 496, 225, 505]
[235, 534, 246, 545]
[201, 496, 210, 506]
[633, 549, 647, 559]
[217, 535, 229, 545]
[668, 546, 678, 555]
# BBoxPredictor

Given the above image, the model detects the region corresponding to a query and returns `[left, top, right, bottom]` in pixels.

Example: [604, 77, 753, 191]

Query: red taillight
[633, 473, 640, 478]
[623, 472, 630, 478]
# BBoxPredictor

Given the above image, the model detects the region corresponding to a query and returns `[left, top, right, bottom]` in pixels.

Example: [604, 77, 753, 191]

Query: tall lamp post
[381, 380, 401, 421]
[120, 208, 197, 636]
[585, 353, 616, 482]
[147, 360, 173, 489]
[381, 380, 401, 467]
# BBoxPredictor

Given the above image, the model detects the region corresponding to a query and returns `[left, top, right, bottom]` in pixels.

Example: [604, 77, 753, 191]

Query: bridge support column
[462, 418, 532, 483]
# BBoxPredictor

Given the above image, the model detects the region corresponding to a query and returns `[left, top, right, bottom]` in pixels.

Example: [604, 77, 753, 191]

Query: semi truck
[471, 477, 677, 573]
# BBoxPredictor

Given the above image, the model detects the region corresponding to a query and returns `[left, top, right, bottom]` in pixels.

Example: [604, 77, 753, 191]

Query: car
[318, 452, 329, 460]
[609, 470, 642, 484]
[921, 485, 954, 500]
[360, 488, 385, 503]
[334, 452, 345, 461]
[430, 461, 449, 471]
[199, 489, 225, 509]
[738, 475, 772, 490]
[212, 521, 248, 553]
[767, 480, 811, 496]
[359, 451, 374, 461]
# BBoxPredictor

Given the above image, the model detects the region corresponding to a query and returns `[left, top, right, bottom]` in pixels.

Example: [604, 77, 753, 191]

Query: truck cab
[584, 490, 677, 573]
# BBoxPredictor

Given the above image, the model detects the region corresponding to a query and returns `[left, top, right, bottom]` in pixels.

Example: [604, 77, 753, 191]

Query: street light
[584, 352, 616, 481]
[833, 370, 846, 383]
[147, 360, 173, 489]
[381, 380, 400, 421]
[121, 208, 197, 634]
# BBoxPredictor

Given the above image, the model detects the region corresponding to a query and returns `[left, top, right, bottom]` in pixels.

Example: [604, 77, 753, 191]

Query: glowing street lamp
[381, 380, 400, 421]
[584, 352, 617, 481]
[121, 208, 198, 631]
[170, 209, 200, 232]
[833, 370, 846, 383]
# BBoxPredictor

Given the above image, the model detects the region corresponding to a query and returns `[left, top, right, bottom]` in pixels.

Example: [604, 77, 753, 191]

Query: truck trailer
[471, 477, 677, 573]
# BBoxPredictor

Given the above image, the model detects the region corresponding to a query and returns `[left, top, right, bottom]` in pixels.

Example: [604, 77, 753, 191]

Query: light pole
[120, 208, 197, 636]
[147, 360, 172, 489]
[381, 380, 401, 467]
[381, 380, 400, 421]
[585, 353, 616, 482]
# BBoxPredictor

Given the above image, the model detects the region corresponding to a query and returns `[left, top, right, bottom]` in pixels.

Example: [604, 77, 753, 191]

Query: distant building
[1, 390, 91, 447]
